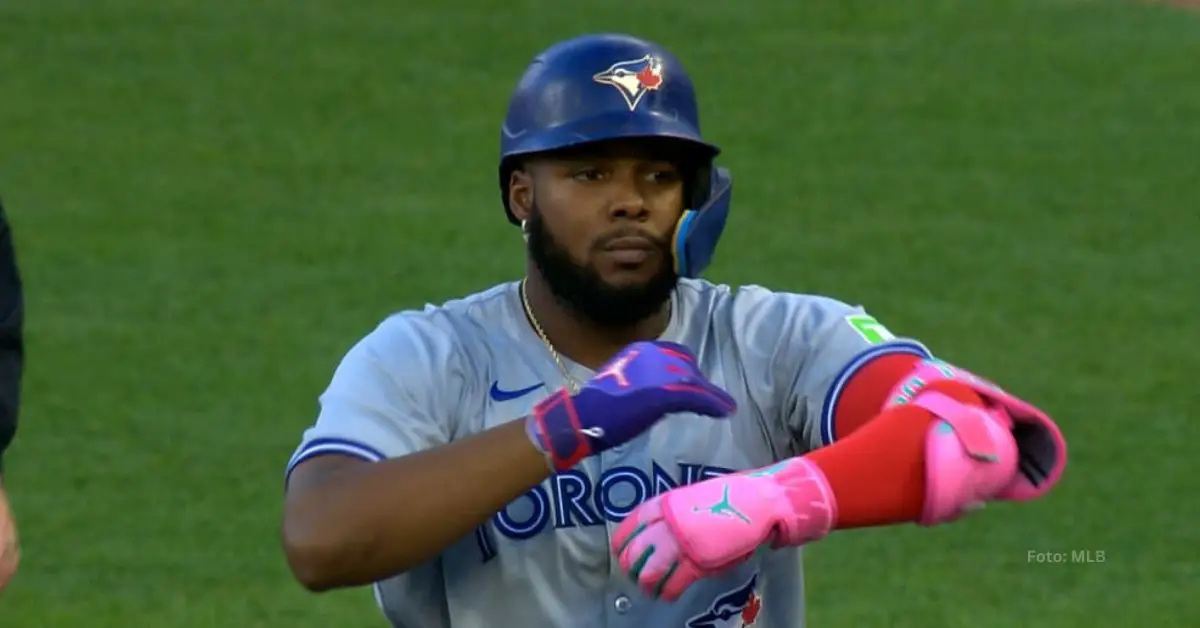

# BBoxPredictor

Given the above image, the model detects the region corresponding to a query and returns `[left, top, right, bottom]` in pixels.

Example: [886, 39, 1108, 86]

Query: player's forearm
[283, 418, 550, 591]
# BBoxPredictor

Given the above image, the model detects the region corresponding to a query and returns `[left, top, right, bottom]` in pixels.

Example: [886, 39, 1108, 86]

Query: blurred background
[1, 0, 1197, 625]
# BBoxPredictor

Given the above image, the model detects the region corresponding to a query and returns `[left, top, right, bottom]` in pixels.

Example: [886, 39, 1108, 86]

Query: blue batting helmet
[498, 33, 733, 278]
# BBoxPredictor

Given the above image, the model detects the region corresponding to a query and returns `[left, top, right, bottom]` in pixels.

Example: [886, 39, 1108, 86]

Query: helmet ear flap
[687, 162, 713, 210]
[673, 166, 732, 278]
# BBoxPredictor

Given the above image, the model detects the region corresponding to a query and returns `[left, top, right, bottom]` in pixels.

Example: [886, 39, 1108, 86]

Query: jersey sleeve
[790, 300, 932, 451]
[284, 312, 472, 485]
[732, 286, 932, 455]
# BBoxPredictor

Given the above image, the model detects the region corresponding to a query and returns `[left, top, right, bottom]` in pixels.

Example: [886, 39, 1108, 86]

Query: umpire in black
[0, 199, 23, 592]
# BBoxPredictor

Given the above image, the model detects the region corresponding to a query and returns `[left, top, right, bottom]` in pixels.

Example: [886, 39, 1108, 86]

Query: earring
[520, 219, 529, 243]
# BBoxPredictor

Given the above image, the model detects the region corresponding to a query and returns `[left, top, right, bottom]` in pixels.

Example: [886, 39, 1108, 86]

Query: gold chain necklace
[519, 278, 583, 394]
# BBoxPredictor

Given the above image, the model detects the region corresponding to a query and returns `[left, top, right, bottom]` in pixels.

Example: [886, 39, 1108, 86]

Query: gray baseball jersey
[285, 278, 931, 628]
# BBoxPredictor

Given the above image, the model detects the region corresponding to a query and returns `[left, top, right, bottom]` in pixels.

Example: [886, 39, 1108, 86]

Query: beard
[525, 205, 678, 329]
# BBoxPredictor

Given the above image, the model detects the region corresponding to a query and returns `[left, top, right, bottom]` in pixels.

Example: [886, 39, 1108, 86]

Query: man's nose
[606, 175, 649, 221]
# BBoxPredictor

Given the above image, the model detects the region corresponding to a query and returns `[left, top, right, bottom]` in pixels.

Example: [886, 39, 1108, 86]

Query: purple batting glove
[526, 340, 736, 471]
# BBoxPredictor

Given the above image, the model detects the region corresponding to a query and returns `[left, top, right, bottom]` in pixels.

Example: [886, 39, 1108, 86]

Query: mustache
[593, 227, 672, 251]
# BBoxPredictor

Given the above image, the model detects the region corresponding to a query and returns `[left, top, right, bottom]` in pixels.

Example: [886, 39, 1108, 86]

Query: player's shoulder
[678, 278, 866, 332]
[353, 281, 519, 368]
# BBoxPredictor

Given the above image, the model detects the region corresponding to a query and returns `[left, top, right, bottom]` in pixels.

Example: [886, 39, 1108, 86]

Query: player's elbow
[282, 454, 384, 591]
[289, 562, 339, 594]
[280, 513, 355, 592]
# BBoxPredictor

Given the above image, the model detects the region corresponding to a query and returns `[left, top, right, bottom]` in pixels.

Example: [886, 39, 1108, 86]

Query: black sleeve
[0, 199, 24, 474]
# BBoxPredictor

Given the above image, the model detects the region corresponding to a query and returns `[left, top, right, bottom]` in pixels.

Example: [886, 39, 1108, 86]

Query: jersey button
[613, 594, 632, 614]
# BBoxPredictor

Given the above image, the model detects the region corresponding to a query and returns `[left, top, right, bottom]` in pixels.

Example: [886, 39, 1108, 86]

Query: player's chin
[598, 262, 667, 289]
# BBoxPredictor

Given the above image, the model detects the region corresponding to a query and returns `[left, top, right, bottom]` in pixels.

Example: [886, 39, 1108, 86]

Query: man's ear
[508, 169, 534, 223]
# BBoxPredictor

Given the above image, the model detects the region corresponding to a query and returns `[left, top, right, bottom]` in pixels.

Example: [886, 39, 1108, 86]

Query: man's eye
[573, 169, 604, 181]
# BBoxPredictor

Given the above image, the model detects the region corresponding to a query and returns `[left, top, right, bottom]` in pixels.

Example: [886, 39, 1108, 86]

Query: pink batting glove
[886, 359, 1068, 513]
[611, 458, 837, 601]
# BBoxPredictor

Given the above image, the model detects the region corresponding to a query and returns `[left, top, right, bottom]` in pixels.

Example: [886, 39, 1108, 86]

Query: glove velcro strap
[910, 391, 1018, 525]
[912, 392, 1006, 463]
[530, 389, 591, 471]
[758, 458, 838, 549]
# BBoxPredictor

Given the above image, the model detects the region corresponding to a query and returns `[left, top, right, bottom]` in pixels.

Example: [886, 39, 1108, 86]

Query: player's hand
[527, 340, 736, 471]
[611, 458, 836, 601]
[0, 483, 19, 593]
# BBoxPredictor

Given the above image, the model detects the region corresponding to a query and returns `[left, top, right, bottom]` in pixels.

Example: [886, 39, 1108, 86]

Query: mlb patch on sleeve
[845, 314, 895, 344]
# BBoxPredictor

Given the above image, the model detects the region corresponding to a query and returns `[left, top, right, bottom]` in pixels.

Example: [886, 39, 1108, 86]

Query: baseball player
[281, 33, 1067, 627]
[0, 198, 24, 592]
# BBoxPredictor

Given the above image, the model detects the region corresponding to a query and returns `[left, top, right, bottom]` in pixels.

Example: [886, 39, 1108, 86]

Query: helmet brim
[503, 109, 719, 160]
[499, 110, 720, 223]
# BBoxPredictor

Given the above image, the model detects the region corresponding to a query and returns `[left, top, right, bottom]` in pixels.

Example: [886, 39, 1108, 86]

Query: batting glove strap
[529, 388, 592, 471]
[911, 391, 1019, 525]
[750, 458, 838, 549]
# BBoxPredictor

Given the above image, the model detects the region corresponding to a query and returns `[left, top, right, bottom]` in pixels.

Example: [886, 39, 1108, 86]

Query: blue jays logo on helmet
[686, 573, 763, 627]
[592, 54, 665, 111]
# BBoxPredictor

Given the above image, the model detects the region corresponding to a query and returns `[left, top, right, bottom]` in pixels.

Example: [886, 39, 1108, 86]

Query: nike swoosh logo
[579, 427, 605, 439]
[489, 382, 543, 402]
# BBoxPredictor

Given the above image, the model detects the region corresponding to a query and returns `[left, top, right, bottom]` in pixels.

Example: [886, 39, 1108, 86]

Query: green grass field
[2, 0, 1198, 625]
